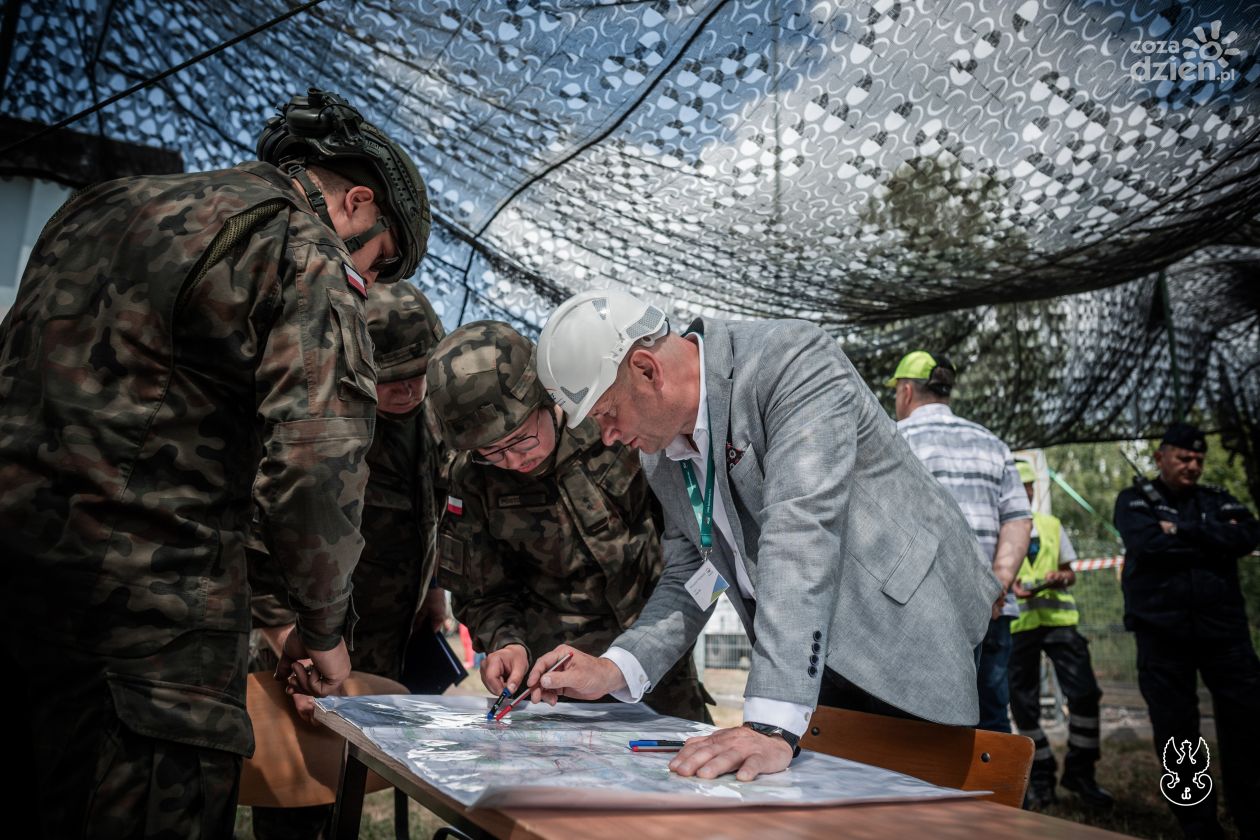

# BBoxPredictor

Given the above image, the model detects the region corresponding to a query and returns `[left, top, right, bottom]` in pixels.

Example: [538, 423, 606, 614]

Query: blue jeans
[974, 615, 1013, 732]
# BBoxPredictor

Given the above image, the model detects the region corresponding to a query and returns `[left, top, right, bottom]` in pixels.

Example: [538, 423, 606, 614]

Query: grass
[1033, 735, 1240, 839]
[234, 791, 450, 839]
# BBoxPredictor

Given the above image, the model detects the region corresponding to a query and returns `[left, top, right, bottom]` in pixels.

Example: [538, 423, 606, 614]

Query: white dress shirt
[603, 335, 815, 735]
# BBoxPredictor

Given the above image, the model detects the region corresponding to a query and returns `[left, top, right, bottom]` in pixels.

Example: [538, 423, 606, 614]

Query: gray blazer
[611, 317, 1001, 726]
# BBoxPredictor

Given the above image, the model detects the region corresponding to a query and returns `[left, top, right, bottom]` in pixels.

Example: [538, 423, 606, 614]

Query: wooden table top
[474, 798, 1131, 839]
[316, 705, 1132, 840]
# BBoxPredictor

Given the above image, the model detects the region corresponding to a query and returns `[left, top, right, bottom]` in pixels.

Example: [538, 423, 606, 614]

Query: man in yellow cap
[1008, 460, 1111, 810]
[888, 350, 1031, 734]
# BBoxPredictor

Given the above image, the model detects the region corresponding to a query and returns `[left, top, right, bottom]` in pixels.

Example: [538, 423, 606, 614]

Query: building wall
[0, 175, 72, 317]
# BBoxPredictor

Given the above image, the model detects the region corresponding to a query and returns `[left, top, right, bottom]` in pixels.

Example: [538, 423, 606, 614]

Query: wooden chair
[799, 705, 1034, 808]
[239, 670, 407, 808]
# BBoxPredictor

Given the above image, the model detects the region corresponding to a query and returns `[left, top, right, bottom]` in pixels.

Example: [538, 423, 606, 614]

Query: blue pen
[486, 688, 512, 720]
[628, 739, 686, 752]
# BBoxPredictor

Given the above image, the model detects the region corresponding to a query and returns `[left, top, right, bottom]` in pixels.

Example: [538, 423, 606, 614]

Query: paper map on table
[316, 695, 987, 810]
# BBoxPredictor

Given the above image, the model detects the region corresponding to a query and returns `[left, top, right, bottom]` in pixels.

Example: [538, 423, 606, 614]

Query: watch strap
[743, 721, 802, 758]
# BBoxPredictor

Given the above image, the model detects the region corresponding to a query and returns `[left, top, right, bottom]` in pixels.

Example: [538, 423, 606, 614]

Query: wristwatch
[743, 721, 802, 758]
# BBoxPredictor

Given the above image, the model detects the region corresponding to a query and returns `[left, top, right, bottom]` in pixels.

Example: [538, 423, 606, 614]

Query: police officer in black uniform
[1115, 423, 1260, 840]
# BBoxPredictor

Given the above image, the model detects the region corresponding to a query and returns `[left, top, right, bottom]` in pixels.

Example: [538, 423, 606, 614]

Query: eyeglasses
[472, 430, 541, 465]
[371, 253, 401, 275]
[369, 226, 402, 280]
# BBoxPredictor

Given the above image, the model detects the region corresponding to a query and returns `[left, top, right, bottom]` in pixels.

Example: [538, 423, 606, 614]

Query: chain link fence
[1070, 537, 1140, 698]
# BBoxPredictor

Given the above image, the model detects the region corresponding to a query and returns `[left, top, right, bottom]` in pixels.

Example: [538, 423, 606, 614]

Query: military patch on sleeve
[438, 533, 464, 576]
[446, 495, 464, 516]
[344, 264, 368, 298]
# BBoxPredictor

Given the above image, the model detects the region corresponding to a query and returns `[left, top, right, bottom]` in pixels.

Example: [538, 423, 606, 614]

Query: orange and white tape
[1070, 556, 1124, 571]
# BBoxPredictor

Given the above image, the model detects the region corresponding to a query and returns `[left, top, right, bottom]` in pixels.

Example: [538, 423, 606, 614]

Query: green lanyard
[678, 416, 715, 560]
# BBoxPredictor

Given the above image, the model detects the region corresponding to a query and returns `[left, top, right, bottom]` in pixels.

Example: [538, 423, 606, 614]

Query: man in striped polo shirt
[889, 351, 1032, 733]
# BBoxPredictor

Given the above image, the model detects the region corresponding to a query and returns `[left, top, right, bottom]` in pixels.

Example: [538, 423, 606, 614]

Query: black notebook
[401, 630, 469, 694]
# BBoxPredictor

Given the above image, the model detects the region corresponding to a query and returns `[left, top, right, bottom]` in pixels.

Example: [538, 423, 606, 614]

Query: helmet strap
[284, 161, 338, 233]
[342, 214, 391, 253]
[285, 159, 392, 254]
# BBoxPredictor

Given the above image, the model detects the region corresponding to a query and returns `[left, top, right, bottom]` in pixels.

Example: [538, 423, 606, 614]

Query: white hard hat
[537, 289, 669, 428]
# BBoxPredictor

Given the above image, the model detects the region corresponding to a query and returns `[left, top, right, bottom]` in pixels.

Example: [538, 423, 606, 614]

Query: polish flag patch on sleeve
[344, 264, 367, 298]
[446, 496, 464, 516]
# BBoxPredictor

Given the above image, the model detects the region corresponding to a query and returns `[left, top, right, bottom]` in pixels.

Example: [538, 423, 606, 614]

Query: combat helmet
[366, 281, 443, 384]
[426, 321, 548, 451]
[256, 88, 430, 282]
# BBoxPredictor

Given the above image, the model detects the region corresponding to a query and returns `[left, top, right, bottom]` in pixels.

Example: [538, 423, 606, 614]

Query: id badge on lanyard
[680, 420, 730, 609]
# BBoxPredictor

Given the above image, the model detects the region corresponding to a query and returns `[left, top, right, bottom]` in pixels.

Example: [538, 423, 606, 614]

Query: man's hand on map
[668, 726, 793, 782]
[482, 644, 529, 694]
[527, 645, 626, 704]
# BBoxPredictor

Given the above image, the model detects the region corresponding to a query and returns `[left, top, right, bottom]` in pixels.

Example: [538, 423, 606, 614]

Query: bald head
[585, 331, 701, 453]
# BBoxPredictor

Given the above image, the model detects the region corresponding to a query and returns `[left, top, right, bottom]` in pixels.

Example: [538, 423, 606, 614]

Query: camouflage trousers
[7, 631, 249, 839]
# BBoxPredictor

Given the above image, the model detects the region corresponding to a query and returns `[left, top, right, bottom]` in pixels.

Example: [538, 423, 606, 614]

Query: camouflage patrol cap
[366, 281, 442, 383]
[426, 321, 547, 451]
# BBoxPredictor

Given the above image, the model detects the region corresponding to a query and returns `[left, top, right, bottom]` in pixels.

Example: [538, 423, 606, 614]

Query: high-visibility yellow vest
[1011, 512, 1079, 633]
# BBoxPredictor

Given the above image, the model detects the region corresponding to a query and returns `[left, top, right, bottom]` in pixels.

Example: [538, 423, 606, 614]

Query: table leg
[331, 740, 368, 839]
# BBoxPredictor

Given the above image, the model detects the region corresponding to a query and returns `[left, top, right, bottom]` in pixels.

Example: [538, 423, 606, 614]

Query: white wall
[0, 176, 73, 317]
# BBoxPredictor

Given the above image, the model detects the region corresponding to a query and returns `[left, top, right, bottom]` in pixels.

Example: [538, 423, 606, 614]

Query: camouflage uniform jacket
[437, 416, 662, 660]
[0, 162, 376, 755]
[251, 319, 449, 679]
[250, 417, 437, 677]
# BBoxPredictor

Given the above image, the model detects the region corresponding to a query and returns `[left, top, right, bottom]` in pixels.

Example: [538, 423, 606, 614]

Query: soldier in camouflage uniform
[0, 90, 429, 838]
[248, 279, 446, 839]
[427, 321, 713, 723]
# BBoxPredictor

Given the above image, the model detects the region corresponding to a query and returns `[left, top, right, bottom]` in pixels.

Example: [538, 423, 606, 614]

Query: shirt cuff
[601, 647, 652, 703]
[743, 696, 815, 738]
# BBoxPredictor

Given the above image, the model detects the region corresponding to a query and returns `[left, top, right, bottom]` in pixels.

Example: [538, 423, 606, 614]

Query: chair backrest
[799, 705, 1034, 808]
[238, 671, 409, 808]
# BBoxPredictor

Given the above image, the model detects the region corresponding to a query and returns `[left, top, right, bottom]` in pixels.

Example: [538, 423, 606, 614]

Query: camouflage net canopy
[4, 0, 1260, 493]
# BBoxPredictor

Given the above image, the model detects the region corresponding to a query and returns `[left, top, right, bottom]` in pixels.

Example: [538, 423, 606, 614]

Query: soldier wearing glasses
[426, 321, 713, 722]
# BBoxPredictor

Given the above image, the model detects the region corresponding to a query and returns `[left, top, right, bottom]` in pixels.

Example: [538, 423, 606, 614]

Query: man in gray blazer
[525, 290, 1001, 781]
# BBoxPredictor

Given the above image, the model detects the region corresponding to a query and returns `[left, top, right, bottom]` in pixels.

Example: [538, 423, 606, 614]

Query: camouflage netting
[3, 0, 1259, 496]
